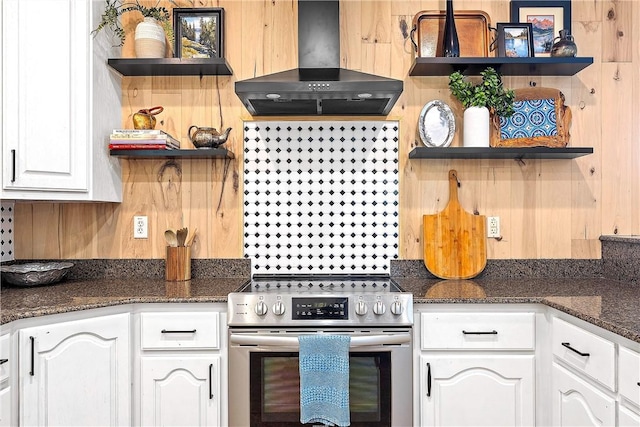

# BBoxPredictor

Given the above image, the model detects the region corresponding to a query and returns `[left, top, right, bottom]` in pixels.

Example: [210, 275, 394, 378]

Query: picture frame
[496, 23, 535, 58]
[173, 8, 224, 59]
[510, 0, 571, 57]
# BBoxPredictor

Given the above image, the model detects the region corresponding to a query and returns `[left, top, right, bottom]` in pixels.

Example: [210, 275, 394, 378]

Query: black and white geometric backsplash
[1, 201, 14, 262]
[243, 121, 399, 275]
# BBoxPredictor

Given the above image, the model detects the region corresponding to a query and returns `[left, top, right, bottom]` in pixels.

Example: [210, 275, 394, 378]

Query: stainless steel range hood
[235, 0, 403, 116]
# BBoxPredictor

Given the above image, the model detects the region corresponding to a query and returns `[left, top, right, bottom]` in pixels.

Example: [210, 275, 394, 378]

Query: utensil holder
[165, 246, 191, 281]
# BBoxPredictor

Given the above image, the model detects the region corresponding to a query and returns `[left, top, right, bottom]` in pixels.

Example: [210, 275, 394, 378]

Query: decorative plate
[418, 100, 455, 148]
[1, 262, 74, 287]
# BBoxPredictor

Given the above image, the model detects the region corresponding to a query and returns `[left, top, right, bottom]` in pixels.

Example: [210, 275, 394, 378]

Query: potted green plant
[448, 67, 515, 147]
[92, 0, 174, 57]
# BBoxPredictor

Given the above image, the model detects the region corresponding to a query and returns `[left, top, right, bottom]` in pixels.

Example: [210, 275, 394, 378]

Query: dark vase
[442, 0, 460, 57]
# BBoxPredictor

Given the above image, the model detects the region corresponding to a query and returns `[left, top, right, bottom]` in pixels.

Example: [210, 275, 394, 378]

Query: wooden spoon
[164, 230, 178, 247]
[186, 227, 198, 247]
[176, 227, 188, 246]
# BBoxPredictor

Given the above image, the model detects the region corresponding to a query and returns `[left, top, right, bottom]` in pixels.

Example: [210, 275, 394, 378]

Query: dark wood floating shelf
[110, 148, 234, 159]
[408, 146, 593, 160]
[409, 57, 593, 76]
[107, 58, 233, 76]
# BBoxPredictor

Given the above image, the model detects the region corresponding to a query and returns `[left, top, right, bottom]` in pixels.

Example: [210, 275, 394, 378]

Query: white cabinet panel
[619, 346, 640, 407]
[421, 312, 535, 350]
[552, 317, 616, 391]
[141, 312, 220, 350]
[419, 355, 535, 426]
[141, 356, 221, 426]
[0, 387, 10, 427]
[552, 362, 615, 427]
[1, 0, 121, 201]
[619, 405, 640, 427]
[19, 313, 130, 426]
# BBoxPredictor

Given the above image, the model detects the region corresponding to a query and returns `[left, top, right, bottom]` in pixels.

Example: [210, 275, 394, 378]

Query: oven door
[228, 329, 412, 427]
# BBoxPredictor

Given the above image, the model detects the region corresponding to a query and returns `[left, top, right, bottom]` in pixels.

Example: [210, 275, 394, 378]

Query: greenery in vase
[92, 0, 176, 47]
[448, 67, 516, 117]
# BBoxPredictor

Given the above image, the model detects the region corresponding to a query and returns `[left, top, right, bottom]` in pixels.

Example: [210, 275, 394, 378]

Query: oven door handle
[229, 333, 411, 348]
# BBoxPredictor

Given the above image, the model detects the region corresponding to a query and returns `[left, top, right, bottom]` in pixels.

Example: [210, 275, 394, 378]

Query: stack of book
[109, 129, 181, 150]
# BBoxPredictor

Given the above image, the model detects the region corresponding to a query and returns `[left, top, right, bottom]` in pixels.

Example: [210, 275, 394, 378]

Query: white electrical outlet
[134, 216, 148, 239]
[487, 216, 500, 238]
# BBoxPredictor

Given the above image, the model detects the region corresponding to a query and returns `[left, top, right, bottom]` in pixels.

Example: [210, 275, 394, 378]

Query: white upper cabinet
[1, 0, 121, 201]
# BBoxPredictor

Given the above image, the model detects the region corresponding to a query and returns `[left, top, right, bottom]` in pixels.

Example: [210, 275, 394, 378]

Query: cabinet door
[19, 313, 130, 426]
[141, 356, 221, 427]
[0, 387, 10, 427]
[419, 355, 535, 426]
[2, 0, 89, 193]
[619, 405, 640, 427]
[551, 363, 615, 427]
[0, 334, 10, 427]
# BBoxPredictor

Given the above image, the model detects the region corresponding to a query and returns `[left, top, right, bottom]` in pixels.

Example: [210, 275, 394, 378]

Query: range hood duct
[235, 0, 403, 116]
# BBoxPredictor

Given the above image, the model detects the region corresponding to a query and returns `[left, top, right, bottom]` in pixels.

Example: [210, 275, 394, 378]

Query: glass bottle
[442, 0, 460, 57]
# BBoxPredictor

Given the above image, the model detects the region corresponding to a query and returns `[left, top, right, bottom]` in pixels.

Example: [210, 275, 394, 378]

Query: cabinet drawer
[421, 312, 535, 350]
[551, 317, 615, 391]
[0, 334, 8, 382]
[141, 312, 219, 350]
[619, 346, 640, 406]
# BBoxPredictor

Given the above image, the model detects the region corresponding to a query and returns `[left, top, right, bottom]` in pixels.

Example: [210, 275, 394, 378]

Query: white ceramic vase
[463, 106, 490, 148]
[134, 18, 166, 58]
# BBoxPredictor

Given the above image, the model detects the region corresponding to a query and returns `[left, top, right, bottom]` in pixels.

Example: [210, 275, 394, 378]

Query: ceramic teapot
[550, 30, 577, 57]
[133, 106, 163, 130]
[188, 126, 232, 149]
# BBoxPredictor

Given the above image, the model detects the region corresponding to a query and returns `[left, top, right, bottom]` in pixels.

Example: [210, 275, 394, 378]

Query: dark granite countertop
[0, 278, 247, 324]
[1, 276, 638, 344]
[395, 277, 640, 343]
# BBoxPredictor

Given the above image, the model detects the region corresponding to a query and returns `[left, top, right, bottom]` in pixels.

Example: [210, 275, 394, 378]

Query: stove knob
[273, 301, 286, 316]
[355, 301, 368, 316]
[391, 301, 404, 315]
[373, 301, 386, 315]
[254, 301, 268, 316]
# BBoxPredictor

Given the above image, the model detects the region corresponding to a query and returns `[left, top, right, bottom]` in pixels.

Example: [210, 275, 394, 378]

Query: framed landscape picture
[510, 1, 571, 57]
[173, 8, 224, 59]
[497, 23, 535, 58]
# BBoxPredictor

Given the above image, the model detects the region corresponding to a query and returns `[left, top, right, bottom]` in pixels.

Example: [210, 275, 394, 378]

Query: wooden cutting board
[423, 170, 487, 279]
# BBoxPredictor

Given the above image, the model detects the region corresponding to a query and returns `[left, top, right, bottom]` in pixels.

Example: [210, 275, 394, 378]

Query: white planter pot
[463, 106, 490, 148]
[135, 18, 166, 58]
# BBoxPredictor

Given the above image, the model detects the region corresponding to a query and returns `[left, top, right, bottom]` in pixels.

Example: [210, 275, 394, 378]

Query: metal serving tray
[411, 10, 492, 57]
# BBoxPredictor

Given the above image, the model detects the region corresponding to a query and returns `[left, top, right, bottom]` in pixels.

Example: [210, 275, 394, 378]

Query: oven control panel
[228, 293, 413, 326]
[292, 297, 348, 320]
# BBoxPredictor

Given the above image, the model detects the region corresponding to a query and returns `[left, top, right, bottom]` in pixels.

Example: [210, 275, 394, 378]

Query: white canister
[463, 106, 490, 148]
[134, 18, 166, 58]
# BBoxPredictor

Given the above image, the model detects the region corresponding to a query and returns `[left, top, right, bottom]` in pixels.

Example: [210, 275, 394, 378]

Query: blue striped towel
[299, 334, 351, 426]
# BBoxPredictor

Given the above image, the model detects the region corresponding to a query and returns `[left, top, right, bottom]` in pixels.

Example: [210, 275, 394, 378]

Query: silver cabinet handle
[161, 329, 196, 334]
[0, 359, 8, 365]
[229, 333, 411, 348]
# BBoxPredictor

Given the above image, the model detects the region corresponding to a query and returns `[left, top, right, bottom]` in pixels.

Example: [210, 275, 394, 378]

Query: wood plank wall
[14, 0, 639, 261]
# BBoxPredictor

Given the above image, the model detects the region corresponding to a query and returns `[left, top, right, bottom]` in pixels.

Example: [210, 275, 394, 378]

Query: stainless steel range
[227, 274, 413, 426]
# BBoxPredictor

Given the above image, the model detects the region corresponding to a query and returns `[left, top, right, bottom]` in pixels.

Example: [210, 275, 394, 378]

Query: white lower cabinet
[138, 310, 226, 427]
[141, 356, 221, 426]
[619, 405, 640, 427]
[18, 313, 130, 426]
[419, 355, 535, 426]
[416, 310, 536, 426]
[551, 362, 616, 426]
[0, 333, 10, 427]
